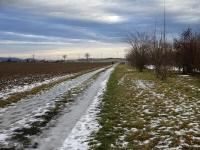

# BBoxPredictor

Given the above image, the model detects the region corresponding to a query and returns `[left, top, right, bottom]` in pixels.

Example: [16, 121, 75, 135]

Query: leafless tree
[62, 55, 67, 62]
[195, 34, 200, 72]
[126, 31, 152, 72]
[174, 28, 200, 74]
[85, 53, 90, 61]
[149, 0, 169, 80]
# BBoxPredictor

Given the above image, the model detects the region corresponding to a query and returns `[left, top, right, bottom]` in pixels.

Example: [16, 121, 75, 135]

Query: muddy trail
[0, 66, 114, 149]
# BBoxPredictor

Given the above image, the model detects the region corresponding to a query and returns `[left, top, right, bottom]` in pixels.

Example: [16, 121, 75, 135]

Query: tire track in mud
[0, 67, 110, 149]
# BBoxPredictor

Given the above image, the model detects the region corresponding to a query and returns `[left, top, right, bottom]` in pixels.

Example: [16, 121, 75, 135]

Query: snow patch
[179, 75, 190, 77]
[135, 80, 154, 90]
[146, 65, 154, 70]
[0, 74, 74, 100]
[118, 74, 127, 86]
[0, 134, 8, 145]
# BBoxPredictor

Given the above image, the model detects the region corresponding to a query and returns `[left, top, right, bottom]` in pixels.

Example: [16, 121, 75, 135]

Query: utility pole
[163, 0, 166, 49]
[162, 0, 167, 80]
[78, 53, 80, 60]
[154, 19, 157, 48]
[32, 51, 35, 62]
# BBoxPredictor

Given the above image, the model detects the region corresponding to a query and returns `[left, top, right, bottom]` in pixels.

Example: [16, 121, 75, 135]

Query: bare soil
[0, 62, 110, 90]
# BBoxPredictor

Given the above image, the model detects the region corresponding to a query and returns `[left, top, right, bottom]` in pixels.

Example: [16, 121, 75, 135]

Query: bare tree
[150, 39, 174, 80]
[62, 55, 67, 62]
[126, 30, 173, 80]
[174, 28, 200, 74]
[85, 53, 90, 61]
[150, 0, 168, 80]
[195, 34, 200, 72]
[126, 31, 152, 72]
[149, 42, 162, 78]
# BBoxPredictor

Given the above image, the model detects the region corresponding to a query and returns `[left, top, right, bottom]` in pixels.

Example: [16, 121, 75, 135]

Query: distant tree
[85, 53, 90, 61]
[7, 57, 12, 62]
[26, 59, 30, 63]
[62, 55, 67, 62]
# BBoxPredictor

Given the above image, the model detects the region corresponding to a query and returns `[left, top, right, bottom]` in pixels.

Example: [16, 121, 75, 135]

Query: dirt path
[0, 66, 114, 149]
[34, 66, 114, 150]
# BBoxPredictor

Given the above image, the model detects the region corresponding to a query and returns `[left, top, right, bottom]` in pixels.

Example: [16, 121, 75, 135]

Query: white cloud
[1, 0, 200, 58]
[160, 0, 200, 24]
[2, 0, 126, 23]
[2, 0, 200, 24]
[0, 30, 116, 45]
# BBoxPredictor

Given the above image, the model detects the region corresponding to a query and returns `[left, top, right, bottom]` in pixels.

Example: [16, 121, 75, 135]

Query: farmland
[0, 64, 114, 149]
[0, 62, 110, 107]
[0, 62, 109, 90]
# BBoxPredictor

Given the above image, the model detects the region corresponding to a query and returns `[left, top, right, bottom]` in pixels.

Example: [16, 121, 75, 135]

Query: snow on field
[135, 80, 154, 90]
[118, 74, 127, 86]
[179, 75, 190, 77]
[0, 74, 75, 100]
[146, 65, 154, 70]
[59, 74, 110, 150]
[133, 79, 200, 149]
[112, 71, 200, 149]
[0, 68, 105, 147]
[146, 65, 185, 72]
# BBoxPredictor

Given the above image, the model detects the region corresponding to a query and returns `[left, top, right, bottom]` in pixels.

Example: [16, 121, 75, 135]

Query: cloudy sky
[0, 0, 200, 59]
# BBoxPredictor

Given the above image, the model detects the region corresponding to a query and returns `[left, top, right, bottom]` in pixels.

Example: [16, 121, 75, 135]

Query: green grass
[90, 65, 200, 150]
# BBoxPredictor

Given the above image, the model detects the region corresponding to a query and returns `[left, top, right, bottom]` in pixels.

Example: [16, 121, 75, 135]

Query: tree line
[126, 28, 200, 80]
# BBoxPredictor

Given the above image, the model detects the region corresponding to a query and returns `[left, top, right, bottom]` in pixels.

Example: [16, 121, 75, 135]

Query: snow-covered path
[0, 66, 114, 149]
[36, 66, 114, 150]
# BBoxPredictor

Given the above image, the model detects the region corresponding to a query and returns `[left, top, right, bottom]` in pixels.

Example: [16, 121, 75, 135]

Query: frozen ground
[0, 74, 74, 100]
[120, 77, 200, 149]
[0, 66, 114, 149]
[90, 65, 200, 149]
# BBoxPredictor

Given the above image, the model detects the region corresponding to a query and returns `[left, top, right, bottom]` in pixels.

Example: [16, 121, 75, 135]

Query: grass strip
[90, 65, 200, 149]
